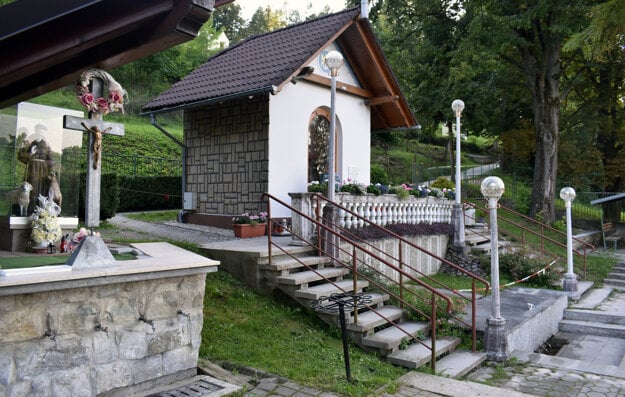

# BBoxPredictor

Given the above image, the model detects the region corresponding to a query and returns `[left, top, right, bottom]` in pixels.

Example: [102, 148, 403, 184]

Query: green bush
[307, 181, 327, 193]
[78, 174, 181, 221]
[340, 182, 367, 195]
[117, 176, 182, 212]
[431, 177, 455, 189]
[496, 252, 560, 288]
[370, 164, 389, 185]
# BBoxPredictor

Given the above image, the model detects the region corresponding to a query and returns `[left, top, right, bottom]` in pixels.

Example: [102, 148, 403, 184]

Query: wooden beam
[367, 95, 399, 106]
[303, 74, 371, 98]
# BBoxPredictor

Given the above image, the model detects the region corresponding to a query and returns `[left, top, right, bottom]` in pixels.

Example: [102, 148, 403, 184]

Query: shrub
[340, 181, 367, 195]
[307, 181, 327, 193]
[496, 252, 560, 288]
[431, 177, 455, 189]
[117, 176, 182, 212]
[370, 164, 390, 185]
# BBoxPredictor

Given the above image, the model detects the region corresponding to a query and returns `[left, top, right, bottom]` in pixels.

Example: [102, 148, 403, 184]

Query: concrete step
[362, 321, 430, 352]
[563, 309, 625, 325]
[571, 286, 612, 309]
[465, 233, 490, 246]
[294, 280, 369, 300]
[387, 336, 460, 369]
[436, 349, 487, 379]
[347, 306, 404, 333]
[260, 254, 332, 271]
[559, 319, 625, 338]
[606, 272, 625, 280]
[471, 240, 511, 253]
[277, 267, 349, 286]
[604, 278, 625, 288]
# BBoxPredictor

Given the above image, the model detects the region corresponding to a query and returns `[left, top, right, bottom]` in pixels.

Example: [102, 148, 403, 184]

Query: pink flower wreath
[75, 69, 127, 117]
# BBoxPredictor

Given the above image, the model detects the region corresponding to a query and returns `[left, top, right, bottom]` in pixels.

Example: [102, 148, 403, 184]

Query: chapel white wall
[268, 80, 371, 217]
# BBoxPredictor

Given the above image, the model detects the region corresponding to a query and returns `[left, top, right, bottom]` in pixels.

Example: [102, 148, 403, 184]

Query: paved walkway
[5, 213, 625, 396]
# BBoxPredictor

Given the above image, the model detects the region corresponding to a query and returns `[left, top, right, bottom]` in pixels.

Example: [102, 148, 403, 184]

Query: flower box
[233, 223, 267, 238]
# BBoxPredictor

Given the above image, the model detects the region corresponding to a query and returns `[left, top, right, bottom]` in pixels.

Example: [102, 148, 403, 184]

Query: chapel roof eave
[0, 0, 230, 109]
[141, 7, 417, 130]
[140, 86, 277, 116]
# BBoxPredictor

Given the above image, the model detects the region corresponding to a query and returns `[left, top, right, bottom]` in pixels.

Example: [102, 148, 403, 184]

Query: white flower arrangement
[31, 195, 62, 244]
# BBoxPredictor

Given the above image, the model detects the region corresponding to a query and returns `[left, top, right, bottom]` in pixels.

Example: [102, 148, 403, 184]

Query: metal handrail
[465, 201, 595, 279]
[262, 193, 490, 370]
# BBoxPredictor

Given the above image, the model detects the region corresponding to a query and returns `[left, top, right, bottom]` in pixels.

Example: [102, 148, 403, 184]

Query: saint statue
[17, 124, 59, 214]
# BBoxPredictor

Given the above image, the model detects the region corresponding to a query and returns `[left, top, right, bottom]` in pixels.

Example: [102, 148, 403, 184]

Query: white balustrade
[289, 193, 456, 240]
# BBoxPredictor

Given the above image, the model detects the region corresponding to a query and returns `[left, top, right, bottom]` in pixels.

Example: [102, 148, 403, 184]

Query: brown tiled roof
[142, 7, 361, 113]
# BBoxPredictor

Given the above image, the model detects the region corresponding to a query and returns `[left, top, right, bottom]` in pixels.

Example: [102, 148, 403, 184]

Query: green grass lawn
[125, 210, 179, 222]
[200, 271, 408, 396]
[0, 252, 136, 269]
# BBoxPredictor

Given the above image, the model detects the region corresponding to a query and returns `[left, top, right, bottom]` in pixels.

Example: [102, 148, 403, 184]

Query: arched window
[308, 107, 341, 183]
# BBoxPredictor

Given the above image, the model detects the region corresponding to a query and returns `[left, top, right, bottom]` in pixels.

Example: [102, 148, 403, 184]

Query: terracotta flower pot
[233, 223, 267, 238]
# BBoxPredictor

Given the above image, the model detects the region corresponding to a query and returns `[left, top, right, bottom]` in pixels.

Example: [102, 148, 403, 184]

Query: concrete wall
[0, 242, 217, 397]
[339, 235, 450, 281]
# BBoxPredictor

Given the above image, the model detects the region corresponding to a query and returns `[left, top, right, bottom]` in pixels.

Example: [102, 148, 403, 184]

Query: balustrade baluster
[343, 202, 352, 229]
[408, 202, 416, 224]
[390, 202, 397, 224]
[381, 202, 388, 226]
[363, 199, 371, 227]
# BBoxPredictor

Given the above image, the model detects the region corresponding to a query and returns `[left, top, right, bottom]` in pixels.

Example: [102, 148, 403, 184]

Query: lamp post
[452, 99, 465, 249]
[560, 187, 579, 300]
[325, 50, 344, 202]
[481, 176, 508, 362]
[322, 50, 343, 261]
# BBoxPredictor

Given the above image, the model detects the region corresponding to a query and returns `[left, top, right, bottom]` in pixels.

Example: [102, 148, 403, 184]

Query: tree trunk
[522, 40, 561, 224]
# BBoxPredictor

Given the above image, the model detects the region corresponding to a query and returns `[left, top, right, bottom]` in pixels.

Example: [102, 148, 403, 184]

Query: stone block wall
[184, 94, 269, 216]
[0, 274, 206, 396]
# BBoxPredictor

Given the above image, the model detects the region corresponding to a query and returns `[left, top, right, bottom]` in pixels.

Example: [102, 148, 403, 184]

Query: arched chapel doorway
[308, 107, 342, 183]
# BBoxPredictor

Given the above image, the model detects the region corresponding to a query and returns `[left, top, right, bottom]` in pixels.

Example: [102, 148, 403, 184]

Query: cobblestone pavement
[102, 215, 625, 397]
[466, 362, 625, 397]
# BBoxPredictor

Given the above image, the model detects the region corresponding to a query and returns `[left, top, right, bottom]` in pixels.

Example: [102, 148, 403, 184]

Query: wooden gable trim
[302, 74, 371, 98]
[275, 14, 359, 94]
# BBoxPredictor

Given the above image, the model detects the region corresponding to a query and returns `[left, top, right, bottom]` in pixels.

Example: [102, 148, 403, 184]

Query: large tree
[373, 0, 604, 223]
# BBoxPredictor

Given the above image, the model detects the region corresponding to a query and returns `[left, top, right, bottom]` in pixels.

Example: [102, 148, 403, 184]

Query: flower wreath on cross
[75, 69, 127, 118]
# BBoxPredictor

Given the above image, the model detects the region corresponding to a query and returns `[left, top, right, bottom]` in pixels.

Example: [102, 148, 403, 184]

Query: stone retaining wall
[0, 242, 217, 397]
[339, 234, 449, 281]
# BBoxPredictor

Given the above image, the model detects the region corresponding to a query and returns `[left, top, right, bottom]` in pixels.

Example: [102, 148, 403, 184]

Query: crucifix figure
[63, 70, 126, 228]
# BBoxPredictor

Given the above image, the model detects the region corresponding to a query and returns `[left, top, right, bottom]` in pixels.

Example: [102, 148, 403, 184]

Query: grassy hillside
[31, 88, 183, 159]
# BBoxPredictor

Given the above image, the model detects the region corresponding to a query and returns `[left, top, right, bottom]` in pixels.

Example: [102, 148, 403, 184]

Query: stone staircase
[604, 263, 625, 288]
[560, 264, 625, 339]
[553, 263, 625, 369]
[258, 247, 486, 378]
[464, 222, 512, 254]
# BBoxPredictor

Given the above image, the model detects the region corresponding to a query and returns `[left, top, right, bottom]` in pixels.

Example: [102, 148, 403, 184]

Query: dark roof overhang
[0, 0, 231, 108]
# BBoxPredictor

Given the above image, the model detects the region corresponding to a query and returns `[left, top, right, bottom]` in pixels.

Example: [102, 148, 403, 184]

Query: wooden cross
[63, 77, 124, 228]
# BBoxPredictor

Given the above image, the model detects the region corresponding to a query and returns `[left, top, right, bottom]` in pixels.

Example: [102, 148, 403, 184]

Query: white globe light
[480, 176, 505, 200]
[452, 99, 465, 115]
[324, 51, 344, 76]
[560, 187, 576, 202]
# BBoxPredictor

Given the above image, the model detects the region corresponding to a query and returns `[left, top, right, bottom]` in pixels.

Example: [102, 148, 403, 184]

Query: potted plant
[232, 211, 268, 238]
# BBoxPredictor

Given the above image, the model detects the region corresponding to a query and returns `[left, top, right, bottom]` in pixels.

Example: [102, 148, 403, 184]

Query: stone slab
[398, 371, 538, 397]
[0, 242, 219, 296]
[464, 287, 568, 353]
